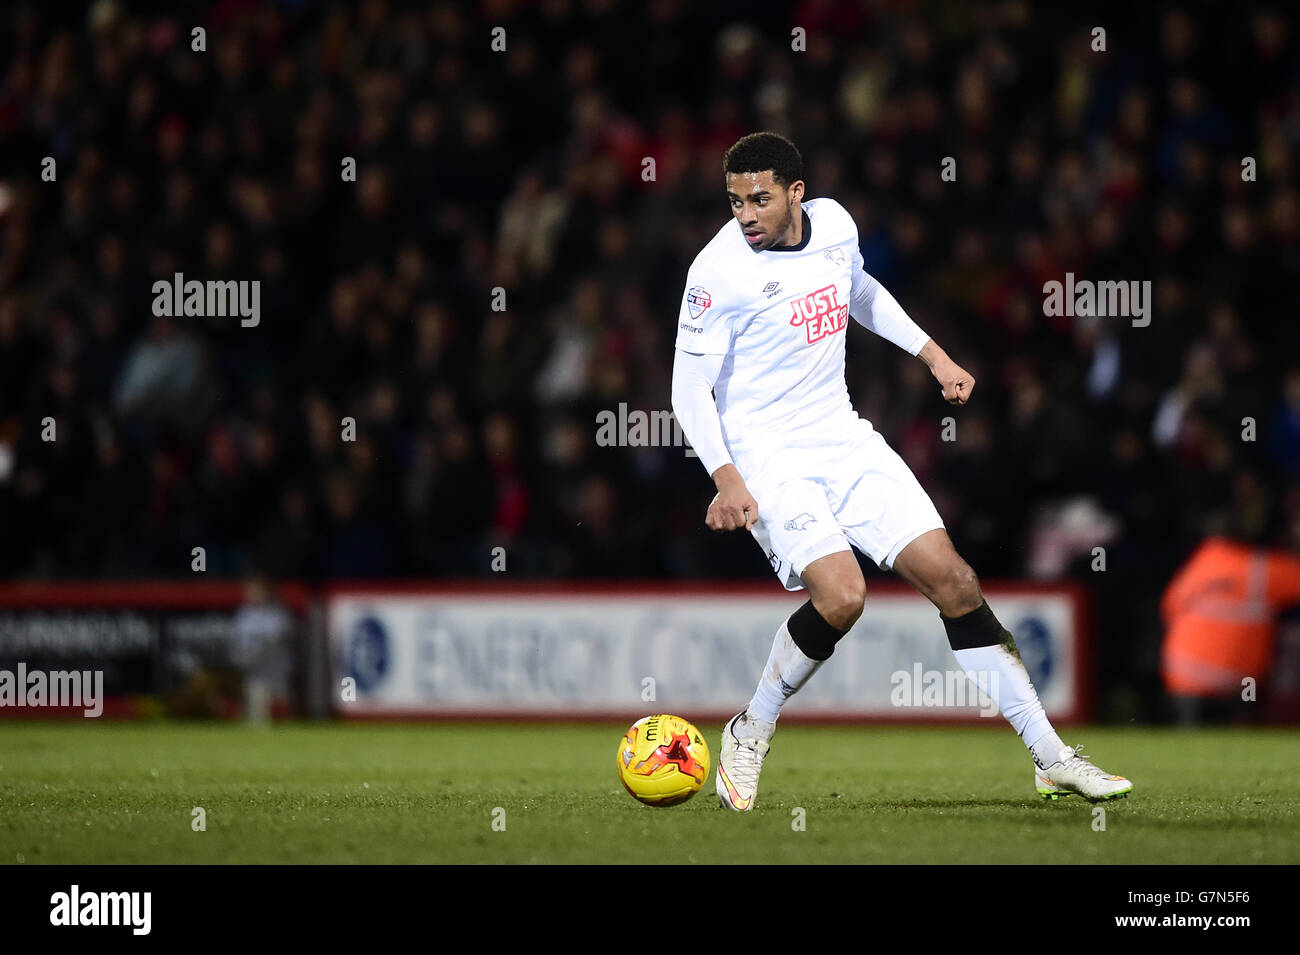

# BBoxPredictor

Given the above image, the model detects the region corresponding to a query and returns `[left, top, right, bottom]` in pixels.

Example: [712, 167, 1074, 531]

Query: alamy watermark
[152, 272, 260, 327]
[1042, 273, 1151, 327]
[0, 663, 103, 717]
[889, 664, 999, 717]
[50, 885, 150, 935]
[596, 403, 697, 457]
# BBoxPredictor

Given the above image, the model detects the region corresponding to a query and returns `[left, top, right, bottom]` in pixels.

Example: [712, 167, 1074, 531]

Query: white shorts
[735, 417, 944, 590]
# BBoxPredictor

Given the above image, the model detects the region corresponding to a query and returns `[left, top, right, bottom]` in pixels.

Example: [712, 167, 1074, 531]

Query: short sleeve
[674, 266, 734, 355]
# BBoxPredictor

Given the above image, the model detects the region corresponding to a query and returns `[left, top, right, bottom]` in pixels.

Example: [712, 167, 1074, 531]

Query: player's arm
[672, 265, 760, 531]
[671, 348, 759, 531]
[848, 233, 976, 406]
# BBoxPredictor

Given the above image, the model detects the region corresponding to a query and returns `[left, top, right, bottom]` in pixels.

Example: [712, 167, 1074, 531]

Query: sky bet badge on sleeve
[686, 286, 711, 318]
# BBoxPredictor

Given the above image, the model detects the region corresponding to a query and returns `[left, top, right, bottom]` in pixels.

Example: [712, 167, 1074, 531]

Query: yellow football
[615, 714, 711, 806]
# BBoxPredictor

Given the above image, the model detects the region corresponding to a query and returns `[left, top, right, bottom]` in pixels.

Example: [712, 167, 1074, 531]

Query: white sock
[952, 644, 1056, 753]
[747, 619, 824, 723]
[1029, 731, 1069, 768]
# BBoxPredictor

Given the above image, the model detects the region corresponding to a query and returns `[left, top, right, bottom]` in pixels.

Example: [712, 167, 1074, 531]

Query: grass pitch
[0, 722, 1295, 864]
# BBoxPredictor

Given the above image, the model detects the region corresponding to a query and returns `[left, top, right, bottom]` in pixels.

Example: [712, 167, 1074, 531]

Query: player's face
[726, 170, 804, 251]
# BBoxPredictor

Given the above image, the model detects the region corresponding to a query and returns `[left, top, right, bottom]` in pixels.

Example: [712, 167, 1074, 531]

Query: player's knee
[937, 561, 981, 616]
[820, 576, 866, 630]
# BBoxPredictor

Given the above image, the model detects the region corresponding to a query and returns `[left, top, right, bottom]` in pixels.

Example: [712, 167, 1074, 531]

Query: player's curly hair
[723, 132, 804, 188]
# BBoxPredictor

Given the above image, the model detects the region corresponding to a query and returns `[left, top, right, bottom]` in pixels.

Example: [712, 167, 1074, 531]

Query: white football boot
[716, 710, 776, 811]
[1035, 743, 1133, 801]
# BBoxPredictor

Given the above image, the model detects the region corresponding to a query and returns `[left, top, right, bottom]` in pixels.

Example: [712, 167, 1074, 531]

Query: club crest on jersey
[788, 283, 848, 344]
[823, 248, 847, 266]
[686, 286, 711, 319]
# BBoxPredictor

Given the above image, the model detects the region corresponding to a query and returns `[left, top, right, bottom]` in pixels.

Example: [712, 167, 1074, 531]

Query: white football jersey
[674, 197, 928, 454]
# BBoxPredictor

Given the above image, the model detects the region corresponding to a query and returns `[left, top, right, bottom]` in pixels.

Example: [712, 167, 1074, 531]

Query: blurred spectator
[1161, 519, 1300, 724]
[232, 573, 294, 723]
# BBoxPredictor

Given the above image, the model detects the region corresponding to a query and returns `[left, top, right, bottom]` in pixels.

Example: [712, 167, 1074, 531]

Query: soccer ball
[615, 714, 711, 806]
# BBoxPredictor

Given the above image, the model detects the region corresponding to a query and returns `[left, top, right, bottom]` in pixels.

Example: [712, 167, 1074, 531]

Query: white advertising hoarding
[328, 586, 1085, 721]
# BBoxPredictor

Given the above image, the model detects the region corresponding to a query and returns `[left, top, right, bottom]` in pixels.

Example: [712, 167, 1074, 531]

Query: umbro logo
[762, 281, 782, 299]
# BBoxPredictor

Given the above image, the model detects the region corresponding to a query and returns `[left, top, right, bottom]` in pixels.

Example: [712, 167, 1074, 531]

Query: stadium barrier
[326, 581, 1091, 723]
[0, 582, 314, 719]
[0, 580, 1089, 722]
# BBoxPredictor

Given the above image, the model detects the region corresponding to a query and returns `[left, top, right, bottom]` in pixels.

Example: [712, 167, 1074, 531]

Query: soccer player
[670, 132, 1132, 810]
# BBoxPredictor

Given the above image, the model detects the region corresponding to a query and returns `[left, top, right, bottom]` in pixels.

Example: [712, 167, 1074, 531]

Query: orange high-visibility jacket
[1161, 537, 1300, 697]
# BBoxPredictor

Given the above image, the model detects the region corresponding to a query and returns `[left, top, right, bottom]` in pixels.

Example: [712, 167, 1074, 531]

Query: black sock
[940, 599, 1020, 658]
[787, 600, 848, 661]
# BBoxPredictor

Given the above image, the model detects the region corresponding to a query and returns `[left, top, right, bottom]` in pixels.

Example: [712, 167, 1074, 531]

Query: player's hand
[706, 466, 759, 532]
[932, 358, 975, 405]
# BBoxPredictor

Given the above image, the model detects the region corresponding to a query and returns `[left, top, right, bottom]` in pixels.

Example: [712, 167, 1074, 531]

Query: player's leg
[718, 480, 858, 811]
[891, 528, 1132, 801]
[746, 550, 863, 724]
[886, 527, 981, 615]
[719, 551, 863, 811]
[891, 528, 1056, 750]
[742, 477, 861, 723]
